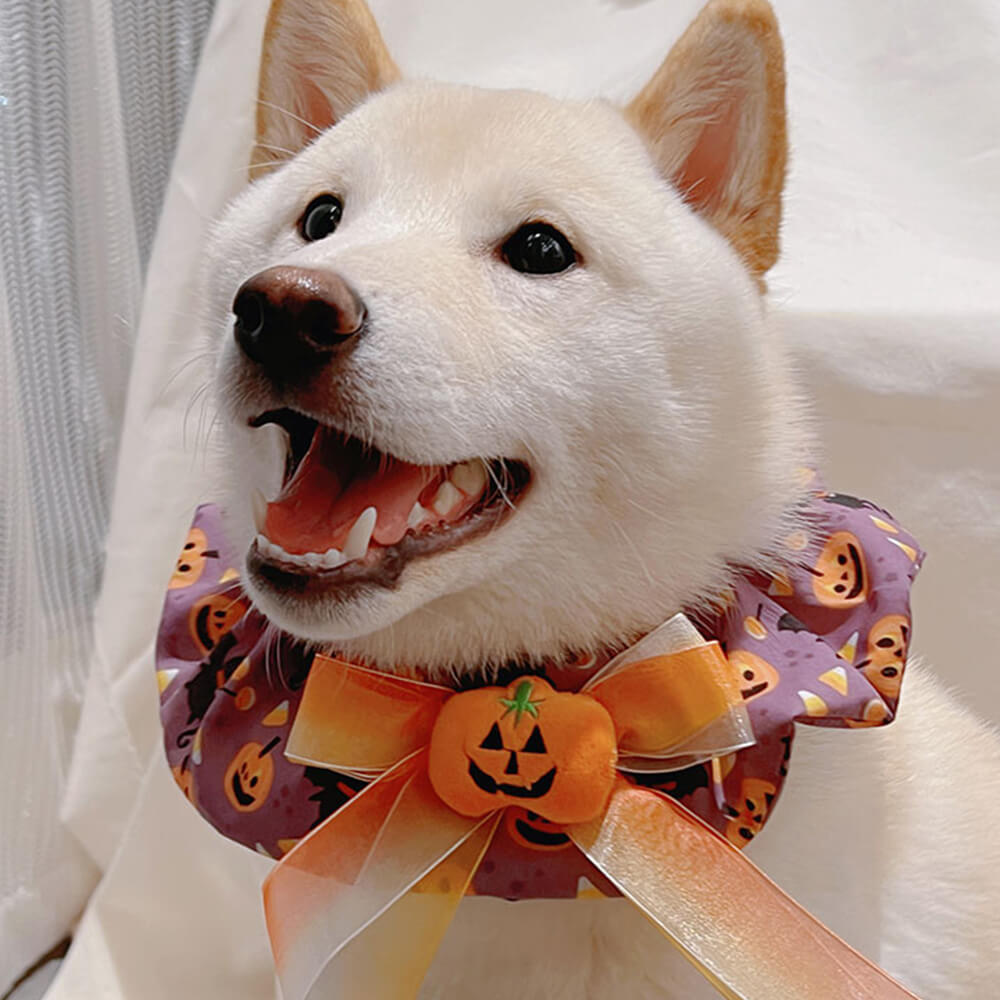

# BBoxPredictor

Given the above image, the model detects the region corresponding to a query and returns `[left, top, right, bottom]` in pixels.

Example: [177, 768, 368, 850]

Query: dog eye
[299, 194, 343, 241]
[502, 222, 576, 274]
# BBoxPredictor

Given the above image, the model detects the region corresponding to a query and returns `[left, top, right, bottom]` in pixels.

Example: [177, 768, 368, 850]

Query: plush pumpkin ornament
[427, 676, 618, 824]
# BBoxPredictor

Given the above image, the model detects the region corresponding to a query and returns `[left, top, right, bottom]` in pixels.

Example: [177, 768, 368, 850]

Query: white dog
[200, 0, 1000, 995]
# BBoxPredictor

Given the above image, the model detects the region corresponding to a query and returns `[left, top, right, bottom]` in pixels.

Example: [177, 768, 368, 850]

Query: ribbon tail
[264, 751, 496, 1000]
[569, 778, 920, 1000]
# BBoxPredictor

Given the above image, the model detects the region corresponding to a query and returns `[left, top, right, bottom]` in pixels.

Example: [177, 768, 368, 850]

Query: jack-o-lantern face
[724, 777, 777, 847]
[858, 614, 909, 699]
[428, 676, 617, 824]
[729, 650, 781, 702]
[169, 527, 219, 590]
[189, 593, 250, 653]
[505, 808, 572, 851]
[171, 762, 196, 805]
[223, 738, 278, 812]
[810, 531, 868, 607]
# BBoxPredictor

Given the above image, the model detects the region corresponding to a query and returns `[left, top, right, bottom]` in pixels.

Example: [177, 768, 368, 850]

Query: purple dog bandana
[156, 473, 923, 899]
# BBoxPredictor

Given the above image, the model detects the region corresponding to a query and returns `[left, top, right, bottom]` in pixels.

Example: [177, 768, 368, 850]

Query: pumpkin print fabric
[156, 479, 923, 897]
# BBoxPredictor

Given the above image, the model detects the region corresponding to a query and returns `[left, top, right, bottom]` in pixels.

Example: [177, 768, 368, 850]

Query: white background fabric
[25, 0, 1000, 996]
[0, 0, 214, 990]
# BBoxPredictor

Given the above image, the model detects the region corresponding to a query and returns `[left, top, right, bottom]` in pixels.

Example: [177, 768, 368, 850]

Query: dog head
[203, 0, 808, 674]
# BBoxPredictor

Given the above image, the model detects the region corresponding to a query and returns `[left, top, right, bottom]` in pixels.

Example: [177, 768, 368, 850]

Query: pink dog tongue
[264, 426, 441, 555]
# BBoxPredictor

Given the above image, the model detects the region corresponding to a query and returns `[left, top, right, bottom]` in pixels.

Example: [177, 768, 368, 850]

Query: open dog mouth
[246, 409, 531, 589]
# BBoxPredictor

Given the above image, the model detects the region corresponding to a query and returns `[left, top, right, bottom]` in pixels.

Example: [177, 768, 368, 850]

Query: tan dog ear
[626, 0, 787, 279]
[252, 0, 399, 178]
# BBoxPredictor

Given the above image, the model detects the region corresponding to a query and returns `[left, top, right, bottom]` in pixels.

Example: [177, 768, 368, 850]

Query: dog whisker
[486, 459, 518, 512]
[609, 521, 659, 590]
[158, 351, 216, 405]
[182, 382, 212, 450]
[255, 98, 324, 137]
[254, 141, 298, 158]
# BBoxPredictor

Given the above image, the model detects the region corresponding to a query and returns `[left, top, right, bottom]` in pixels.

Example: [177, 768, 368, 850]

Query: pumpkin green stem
[499, 680, 543, 725]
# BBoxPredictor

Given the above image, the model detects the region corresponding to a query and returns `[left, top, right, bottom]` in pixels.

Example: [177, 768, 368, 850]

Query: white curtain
[0, 0, 214, 990]
[2, 0, 998, 996]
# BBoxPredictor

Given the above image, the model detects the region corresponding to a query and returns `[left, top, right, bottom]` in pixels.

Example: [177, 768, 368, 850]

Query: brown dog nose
[232, 265, 366, 377]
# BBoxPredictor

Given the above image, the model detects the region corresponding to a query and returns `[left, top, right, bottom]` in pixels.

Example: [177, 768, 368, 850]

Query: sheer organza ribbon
[262, 615, 918, 1000]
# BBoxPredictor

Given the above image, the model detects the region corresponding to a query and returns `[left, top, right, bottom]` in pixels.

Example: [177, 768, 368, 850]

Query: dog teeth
[255, 534, 287, 560]
[256, 534, 346, 571]
[432, 480, 462, 516]
[320, 547, 345, 569]
[343, 506, 377, 562]
[450, 460, 487, 497]
[407, 501, 431, 529]
[251, 489, 268, 532]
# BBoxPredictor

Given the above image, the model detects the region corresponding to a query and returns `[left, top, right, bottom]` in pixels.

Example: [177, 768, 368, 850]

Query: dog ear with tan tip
[251, 0, 398, 178]
[626, 0, 787, 281]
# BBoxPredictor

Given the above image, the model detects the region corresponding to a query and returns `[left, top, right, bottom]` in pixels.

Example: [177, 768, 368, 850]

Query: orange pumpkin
[858, 614, 909, 699]
[810, 531, 868, 608]
[724, 777, 777, 846]
[504, 808, 572, 851]
[427, 676, 617, 824]
[189, 592, 250, 653]
[171, 762, 197, 805]
[169, 527, 219, 590]
[223, 738, 279, 812]
[729, 649, 781, 702]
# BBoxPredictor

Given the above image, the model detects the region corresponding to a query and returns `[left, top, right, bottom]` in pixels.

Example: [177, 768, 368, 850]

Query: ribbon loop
[590, 644, 740, 754]
[585, 614, 753, 770]
[286, 659, 451, 778]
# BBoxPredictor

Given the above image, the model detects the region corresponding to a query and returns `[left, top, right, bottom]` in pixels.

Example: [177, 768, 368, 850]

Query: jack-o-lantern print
[729, 649, 781, 702]
[171, 761, 196, 805]
[189, 592, 250, 653]
[724, 777, 777, 846]
[428, 677, 617, 824]
[857, 614, 910, 699]
[809, 531, 868, 608]
[505, 808, 572, 851]
[169, 527, 219, 590]
[223, 737, 279, 812]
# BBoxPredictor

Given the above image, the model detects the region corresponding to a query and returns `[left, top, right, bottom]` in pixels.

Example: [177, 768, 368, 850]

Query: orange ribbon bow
[263, 614, 919, 1000]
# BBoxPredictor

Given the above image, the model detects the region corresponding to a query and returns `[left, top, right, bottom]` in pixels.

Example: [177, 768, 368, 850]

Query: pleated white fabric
[0, 0, 214, 989]
[30, 0, 1000, 997]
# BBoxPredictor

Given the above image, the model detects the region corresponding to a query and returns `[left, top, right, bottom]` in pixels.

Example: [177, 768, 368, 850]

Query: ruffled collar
[155, 475, 922, 899]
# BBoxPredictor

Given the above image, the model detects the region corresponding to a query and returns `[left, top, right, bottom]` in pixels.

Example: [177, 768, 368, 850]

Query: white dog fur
[200, 0, 1000, 995]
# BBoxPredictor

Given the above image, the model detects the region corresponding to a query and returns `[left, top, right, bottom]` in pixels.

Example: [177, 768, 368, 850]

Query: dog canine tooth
[343, 506, 377, 562]
[450, 460, 487, 497]
[432, 480, 463, 516]
[251, 489, 268, 532]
